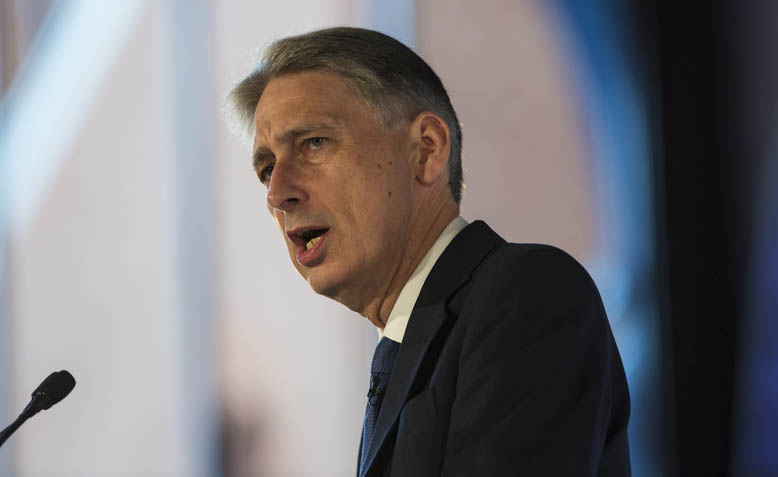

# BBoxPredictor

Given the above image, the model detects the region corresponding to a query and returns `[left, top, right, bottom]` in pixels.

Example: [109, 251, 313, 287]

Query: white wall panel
[8, 2, 189, 474]
[214, 1, 373, 476]
[417, 0, 596, 260]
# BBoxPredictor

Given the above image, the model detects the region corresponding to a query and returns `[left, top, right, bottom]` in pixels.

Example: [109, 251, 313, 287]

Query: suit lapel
[362, 221, 504, 475]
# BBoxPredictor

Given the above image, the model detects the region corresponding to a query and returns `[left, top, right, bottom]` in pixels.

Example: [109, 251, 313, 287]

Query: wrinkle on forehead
[253, 98, 348, 153]
[251, 72, 372, 152]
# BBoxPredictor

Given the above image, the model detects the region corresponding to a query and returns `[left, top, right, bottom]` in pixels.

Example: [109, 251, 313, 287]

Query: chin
[304, 269, 342, 299]
[305, 268, 365, 312]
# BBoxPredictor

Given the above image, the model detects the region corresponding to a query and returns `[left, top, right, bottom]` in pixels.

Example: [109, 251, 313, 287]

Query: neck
[360, 192, 459, 328]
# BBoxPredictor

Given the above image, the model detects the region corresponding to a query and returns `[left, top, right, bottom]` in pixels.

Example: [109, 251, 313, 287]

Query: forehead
[252, 71, 373, 145]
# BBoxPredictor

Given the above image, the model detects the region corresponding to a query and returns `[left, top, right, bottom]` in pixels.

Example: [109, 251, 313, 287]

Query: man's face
[252, 71, 417, 307]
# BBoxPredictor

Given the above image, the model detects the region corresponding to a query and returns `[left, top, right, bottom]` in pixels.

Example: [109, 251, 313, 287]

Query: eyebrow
[252, 122, 339, 169]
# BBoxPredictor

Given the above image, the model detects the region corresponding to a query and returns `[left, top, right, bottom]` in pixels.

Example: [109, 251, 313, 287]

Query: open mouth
[288, 226, 330, 266]
[298, 228, 328, 250]
[290, 228, 329, 250]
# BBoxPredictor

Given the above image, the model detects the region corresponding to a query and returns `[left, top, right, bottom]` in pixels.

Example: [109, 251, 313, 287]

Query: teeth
[305, 236, 322, 250]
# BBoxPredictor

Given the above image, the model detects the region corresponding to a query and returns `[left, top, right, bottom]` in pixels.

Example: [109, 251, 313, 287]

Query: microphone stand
[0, 400, 39, 447]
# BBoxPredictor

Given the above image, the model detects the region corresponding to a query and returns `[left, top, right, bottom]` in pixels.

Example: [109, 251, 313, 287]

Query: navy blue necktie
[359, 336, 400, 476]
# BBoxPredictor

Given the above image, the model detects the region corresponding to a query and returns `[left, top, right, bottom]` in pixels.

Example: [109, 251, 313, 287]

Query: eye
[258, 165, 274, 185]
[305, 137, 327, 149]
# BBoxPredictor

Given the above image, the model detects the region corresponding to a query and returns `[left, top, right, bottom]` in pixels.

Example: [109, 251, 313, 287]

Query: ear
[410, 112, 451, 185]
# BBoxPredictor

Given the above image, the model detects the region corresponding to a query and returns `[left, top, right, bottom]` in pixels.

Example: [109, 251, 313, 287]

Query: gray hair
[225, 27, 464, 205]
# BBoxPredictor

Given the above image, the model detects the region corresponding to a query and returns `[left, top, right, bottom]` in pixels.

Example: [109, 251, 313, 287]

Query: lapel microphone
[0, 370, 76, 448]
[367, 375, 388, 403]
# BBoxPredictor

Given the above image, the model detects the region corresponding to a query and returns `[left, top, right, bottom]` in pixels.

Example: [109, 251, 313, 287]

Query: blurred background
[0, 0, 775, 476]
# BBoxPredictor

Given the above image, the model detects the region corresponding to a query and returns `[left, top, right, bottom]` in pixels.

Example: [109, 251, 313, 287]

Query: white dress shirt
[379, 216, 469, 343]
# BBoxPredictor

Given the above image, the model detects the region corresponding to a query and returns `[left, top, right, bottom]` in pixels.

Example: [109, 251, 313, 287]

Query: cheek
[337, 144, 412, 233]
[354, 178, 412, 240]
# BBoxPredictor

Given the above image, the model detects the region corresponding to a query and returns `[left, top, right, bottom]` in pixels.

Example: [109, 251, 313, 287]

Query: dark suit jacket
[360, 221, 631, 476]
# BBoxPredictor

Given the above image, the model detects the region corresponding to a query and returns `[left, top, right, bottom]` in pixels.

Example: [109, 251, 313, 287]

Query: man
[227, 27, 630, 476]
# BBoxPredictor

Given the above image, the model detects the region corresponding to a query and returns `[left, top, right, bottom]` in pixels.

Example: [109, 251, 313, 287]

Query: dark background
[640, 1, 775, 475]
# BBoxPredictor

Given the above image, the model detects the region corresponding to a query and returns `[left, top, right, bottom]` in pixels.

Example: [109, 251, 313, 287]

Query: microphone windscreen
[32, 370, 76, 410]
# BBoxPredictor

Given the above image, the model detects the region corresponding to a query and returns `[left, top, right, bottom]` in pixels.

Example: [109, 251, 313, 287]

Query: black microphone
[0, 370, 76, 448]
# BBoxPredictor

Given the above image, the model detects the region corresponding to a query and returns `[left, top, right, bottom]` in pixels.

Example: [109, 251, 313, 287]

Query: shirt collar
[378, 216, 469, 342]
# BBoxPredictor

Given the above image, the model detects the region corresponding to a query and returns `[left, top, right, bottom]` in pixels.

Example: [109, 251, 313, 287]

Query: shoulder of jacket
[476, 242, 591, 282]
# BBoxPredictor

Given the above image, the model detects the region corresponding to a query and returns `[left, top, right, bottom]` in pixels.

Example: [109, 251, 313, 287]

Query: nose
[266, 158, 308, 212]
